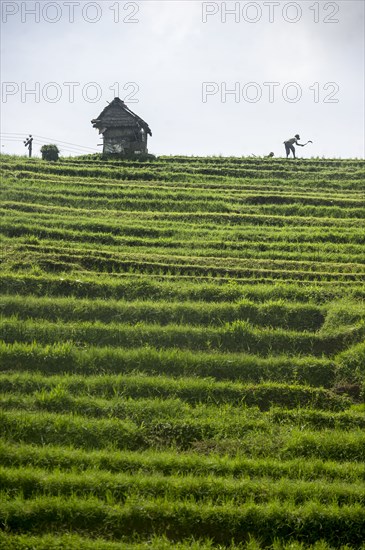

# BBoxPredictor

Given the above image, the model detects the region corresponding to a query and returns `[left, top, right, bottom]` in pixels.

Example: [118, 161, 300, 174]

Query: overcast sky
[1, 0, 364, 158]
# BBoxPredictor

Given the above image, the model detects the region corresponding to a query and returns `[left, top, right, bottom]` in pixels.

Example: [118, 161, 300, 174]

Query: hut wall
[103, 126, 147, 154]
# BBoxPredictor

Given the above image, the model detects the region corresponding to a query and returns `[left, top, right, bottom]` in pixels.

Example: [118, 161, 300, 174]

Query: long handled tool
[303, 140, 313, 146]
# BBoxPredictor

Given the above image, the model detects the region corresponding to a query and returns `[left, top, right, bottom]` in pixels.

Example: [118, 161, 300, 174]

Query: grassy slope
[0, 154, 365, 549]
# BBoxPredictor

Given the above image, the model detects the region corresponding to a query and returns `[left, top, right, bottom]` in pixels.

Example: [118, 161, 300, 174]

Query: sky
[1, 0, 364, 158]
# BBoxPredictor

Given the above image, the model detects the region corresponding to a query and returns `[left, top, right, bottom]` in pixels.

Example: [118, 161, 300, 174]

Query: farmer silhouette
[284, 134, 305, 159]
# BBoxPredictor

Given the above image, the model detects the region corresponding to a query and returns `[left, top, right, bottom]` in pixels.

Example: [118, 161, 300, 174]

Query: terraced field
[0, 154, 365, 549]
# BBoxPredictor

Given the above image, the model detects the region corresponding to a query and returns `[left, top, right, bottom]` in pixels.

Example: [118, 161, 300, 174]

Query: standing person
[284, 134, 305, 159]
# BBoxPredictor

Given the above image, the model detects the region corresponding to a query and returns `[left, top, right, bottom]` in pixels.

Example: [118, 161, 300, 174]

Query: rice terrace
[0, 152, 365, 549]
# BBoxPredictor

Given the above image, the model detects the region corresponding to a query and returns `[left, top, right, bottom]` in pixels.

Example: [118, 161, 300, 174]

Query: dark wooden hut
[91, 98, 152, 155]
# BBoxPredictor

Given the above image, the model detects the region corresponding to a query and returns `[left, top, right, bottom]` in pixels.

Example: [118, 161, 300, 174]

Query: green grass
[0, 341, 338, 387]
[2, 315, 364, 356]
[0, 153, 364, 548]
[0, 373, 351, 410]
[1, 533, 360, 550]
[1, 495, 364, 546]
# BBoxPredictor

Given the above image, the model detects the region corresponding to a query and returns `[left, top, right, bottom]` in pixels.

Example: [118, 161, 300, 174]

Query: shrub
[40, 144, 60, 161]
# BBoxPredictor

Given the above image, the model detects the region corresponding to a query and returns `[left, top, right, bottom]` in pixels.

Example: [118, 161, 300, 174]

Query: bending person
[284, 134, 305, 159]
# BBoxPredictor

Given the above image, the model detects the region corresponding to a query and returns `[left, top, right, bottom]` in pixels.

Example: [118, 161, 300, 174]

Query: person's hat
[295, 134, 300, 139]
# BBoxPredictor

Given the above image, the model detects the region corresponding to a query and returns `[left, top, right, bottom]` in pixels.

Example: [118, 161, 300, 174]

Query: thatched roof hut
[92, 98, 152, 155]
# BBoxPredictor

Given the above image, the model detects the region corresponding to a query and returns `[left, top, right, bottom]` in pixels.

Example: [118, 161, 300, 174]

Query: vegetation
[40, 144, 60, 162]
[0, 153, 364, 549]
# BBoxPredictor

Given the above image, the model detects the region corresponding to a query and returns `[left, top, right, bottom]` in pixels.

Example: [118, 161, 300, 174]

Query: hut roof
[91, 98, 152, 136]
